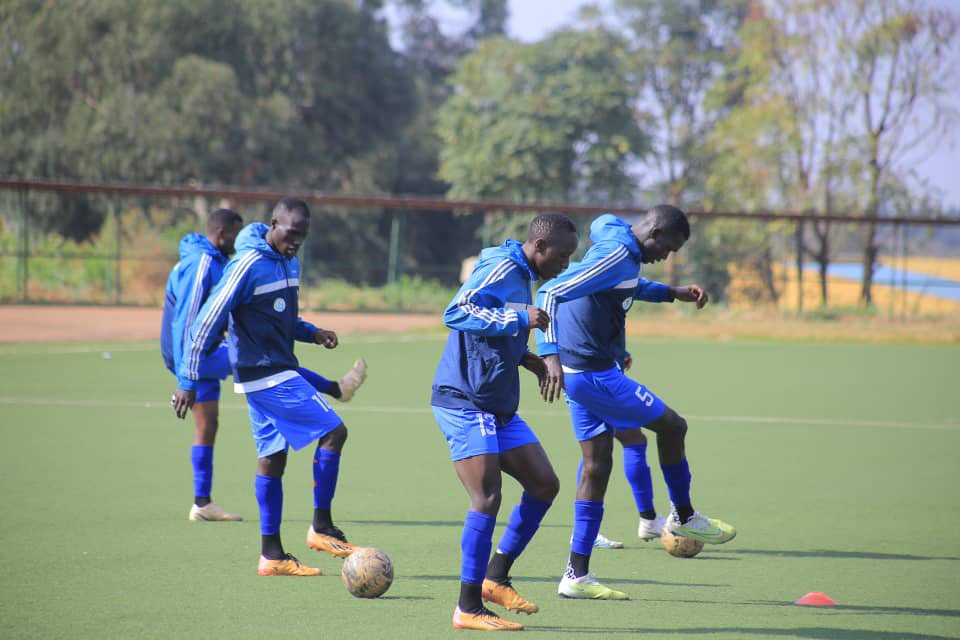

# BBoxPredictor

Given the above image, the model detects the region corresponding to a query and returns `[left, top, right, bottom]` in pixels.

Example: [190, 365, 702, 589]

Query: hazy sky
[506, 0, 960, 211]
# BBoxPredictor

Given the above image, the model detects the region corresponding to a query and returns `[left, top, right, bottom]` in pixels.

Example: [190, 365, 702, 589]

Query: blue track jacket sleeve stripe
[634, 279, 672, 302]
[181, 253, 213, 352]
[295, 318, 319, 342]
[177, 251, 259, 390]
[535, 244, 631, 355]
[443, 259, 526, 336]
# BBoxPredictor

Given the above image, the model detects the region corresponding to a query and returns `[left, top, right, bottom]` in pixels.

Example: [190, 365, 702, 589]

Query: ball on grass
[341, 547, 394, 598]
[661, 528, 704, 558]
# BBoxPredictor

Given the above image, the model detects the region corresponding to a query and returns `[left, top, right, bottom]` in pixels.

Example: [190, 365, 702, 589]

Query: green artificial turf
[0, 336, 957, 639]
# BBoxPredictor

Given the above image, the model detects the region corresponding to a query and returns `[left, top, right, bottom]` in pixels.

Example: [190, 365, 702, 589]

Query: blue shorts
[245, 373, 344, 457]
[432, 406, 540, 462]
[190, 344, 232, 403]
[564, 366, 666, 442]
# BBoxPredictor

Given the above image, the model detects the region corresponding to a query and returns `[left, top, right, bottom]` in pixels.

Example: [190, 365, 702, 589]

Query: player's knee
[473, 490, 501, 515]
[258, 452, 287, 477]
[541, 472, 560, 502]
[673, 415, 688, 439]
[321, 424, 348, 451]
[583, 456, 613, 481]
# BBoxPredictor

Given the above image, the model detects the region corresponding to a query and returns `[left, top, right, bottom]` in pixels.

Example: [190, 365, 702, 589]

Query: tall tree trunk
[861, 135, 881, 306]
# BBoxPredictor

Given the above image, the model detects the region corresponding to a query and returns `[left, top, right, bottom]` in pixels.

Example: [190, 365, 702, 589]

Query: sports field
[1, 334, 958, 639]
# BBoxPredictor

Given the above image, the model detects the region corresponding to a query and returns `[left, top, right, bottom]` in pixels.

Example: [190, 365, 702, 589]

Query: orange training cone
[795, 592, 837, 607]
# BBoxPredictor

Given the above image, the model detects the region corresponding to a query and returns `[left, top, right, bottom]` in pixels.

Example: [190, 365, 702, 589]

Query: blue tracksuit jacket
[160, 234, 228, 374]
[431, 239, 536, 420]
[176, 222, 319, 392]
[535, 214, 673, 371]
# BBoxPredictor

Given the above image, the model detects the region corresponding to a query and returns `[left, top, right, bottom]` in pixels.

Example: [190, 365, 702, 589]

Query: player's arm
[534, 244, 632, 401]
[173, 261, 251, 419]
[294, 318, 339, 348]
[669, 284, 708, 309]
[443, 263, 538, 337]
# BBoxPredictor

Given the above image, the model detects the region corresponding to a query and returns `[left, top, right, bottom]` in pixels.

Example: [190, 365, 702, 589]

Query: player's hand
[315, 329, 339, 348]
[171, 388, 196, 420]
[521, 352, 547, 387]
[622, 354, 633, 371]
[672, 284, 709, 309]
[526, 307, 550, 331]
[541, 354, 564, 403]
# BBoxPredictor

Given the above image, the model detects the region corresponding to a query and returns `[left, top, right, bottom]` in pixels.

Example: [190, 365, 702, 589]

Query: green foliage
[437, 29, 647, 204]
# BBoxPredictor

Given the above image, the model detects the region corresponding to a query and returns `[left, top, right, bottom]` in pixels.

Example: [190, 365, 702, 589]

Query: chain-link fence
[1, 179, 958, 318]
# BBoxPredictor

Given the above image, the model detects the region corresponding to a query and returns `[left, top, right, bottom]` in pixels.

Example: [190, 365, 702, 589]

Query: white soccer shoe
[337, 358, 367, 402]
[189, 502, 243, 522]
[637, 515, 666, 541]
[593, 532, 624, 549]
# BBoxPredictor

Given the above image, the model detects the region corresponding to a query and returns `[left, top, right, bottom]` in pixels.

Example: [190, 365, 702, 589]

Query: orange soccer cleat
[307, 525, 356, 558]
[257, 554, 322, 577]
[482, 578, 539, 614]
[452, 607, 524, 631]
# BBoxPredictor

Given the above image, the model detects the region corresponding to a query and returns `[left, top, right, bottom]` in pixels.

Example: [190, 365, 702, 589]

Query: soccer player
[171, 198, 359, 576]
[432, 213, 579, 631]
[535, 205, 736, 600]
[160, 208, 245, 522]
[161, 210, 368, 523]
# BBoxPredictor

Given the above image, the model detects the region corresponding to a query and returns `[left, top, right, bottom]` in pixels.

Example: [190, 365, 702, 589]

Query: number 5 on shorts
[634, 386, 654, 407]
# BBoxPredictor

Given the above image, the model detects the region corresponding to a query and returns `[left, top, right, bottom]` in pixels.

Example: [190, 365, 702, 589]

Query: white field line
[0, 334, 446, 356]
[0, 397, 954, 431]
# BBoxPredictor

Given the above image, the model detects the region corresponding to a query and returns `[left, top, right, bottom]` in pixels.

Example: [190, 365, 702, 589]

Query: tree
[437, 29, 647, 206]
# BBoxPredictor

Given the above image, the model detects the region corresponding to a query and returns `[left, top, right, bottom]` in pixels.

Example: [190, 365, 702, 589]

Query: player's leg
[296, 359, 367, 402]
[187, 377, 241, 522]
[306, 422, 356, 557]
[574, 458, 623, 549]
[558, 432, 627, 599]
[246, 386, 322, 576]
[433, 406, 523, 631]
[643, 406, 736, 544]
[614, 429, 664, 541]
[483, 421, 559, 615]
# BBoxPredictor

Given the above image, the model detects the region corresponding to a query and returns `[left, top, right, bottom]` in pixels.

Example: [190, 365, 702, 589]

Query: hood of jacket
[589, 214, 642, 259]
[235, 222, 284, 260]
[478, 239, 537, 281]
[178, 233, 222, 261]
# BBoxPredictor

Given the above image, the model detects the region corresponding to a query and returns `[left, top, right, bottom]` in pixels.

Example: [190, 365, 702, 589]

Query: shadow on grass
[338, 518, 569, 529]
[638, 597, 960, 619]
[404, 574, 726, 588]
[712, 548, 960, 562]
[526, 625, 955, 639]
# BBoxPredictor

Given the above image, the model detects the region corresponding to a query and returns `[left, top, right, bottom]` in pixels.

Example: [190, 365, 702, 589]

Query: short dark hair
[649, 204, 690, 240]
[528, 212, 577, 241]
[207, 208, 243, 231]
[274, 197, 311, 218]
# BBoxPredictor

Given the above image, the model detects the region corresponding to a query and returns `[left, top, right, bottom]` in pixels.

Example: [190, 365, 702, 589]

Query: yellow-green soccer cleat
[188, 502, 243, 522]
[668, 510, 736, 544]
[452, 606, 524, 631]
[257, 554, 322, 577]
[337, 358, 367, 402]
[482, 578, 539, 614]
[557, 573, 629, 600]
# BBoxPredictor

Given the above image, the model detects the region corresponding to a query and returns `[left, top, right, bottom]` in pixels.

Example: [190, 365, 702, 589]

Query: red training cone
[795, 592, 837, 607]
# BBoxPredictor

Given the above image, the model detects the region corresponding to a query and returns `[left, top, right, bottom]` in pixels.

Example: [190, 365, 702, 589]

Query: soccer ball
[661, 528, 704, 558]
[341, 547, 394, 598]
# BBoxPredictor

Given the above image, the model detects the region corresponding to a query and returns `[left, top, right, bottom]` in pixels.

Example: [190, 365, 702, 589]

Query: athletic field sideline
[1, 336, 957, 639]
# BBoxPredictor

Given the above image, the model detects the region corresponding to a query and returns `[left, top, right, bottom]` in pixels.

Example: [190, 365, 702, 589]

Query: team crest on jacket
[622, 297, 633, 311]
[273, 297, 286, 312]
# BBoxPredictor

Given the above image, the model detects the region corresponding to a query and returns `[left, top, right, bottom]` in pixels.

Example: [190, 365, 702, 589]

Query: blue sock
[313, 448, 340, 509]
[570, 500, 604, 556]
[461, 511, 496, 584]
[623, 444, 655, 514]
[496, 493, 552, 559]
[255, 474, 283, 536]
[296, 366, 334, 396]
[191, 445, 213, 499]
[661, 459, 692, 509]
